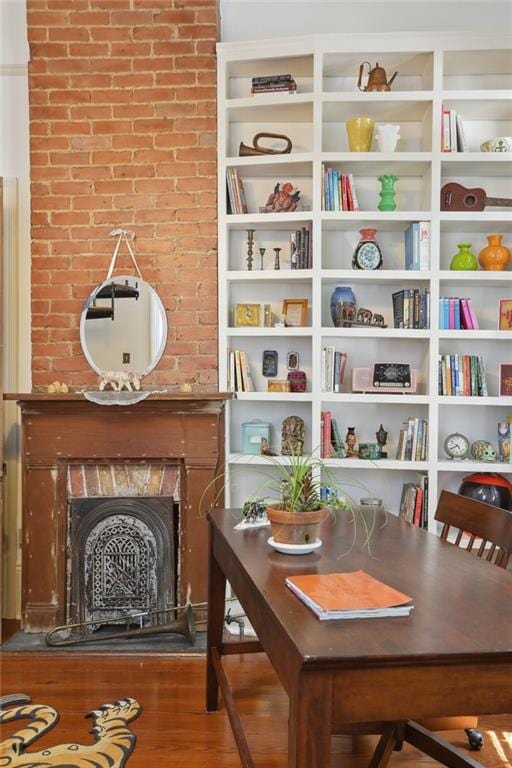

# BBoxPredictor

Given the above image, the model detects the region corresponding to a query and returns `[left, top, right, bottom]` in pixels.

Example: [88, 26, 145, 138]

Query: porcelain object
[480, 137, 512, 153]
[375, 123, 400, 153]
[449, 243, 478, 271]
[478, 234, 511, 271]
[267, 536, 322, 555]
[330, 285, 356, 327]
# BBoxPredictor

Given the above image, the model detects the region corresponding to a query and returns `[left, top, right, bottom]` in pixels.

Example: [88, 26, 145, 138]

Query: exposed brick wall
[27, 0, 218, 390]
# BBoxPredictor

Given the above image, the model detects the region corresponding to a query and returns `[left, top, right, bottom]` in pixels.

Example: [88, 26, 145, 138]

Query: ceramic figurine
[478, 234, 511, 271]
[378, 175, 398, 211]
[345, 426, 358, 457]
[450, 243, 478, 271]
[470, 440, 497, 463]
[260, 182, 300, 213]
[98, 371, 141, 392]
[281, 415, 305, 456]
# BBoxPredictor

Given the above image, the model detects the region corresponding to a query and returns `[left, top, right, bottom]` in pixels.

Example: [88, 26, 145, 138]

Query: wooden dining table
[206, 508, 512, 768]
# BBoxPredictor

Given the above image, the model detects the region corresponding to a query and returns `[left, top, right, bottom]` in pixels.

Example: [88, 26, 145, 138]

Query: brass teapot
[358, 61, 397, 92]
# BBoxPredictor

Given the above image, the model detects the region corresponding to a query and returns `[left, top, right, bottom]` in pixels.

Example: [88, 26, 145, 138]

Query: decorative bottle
[449, 243, 478, 271]
[478, 234, 511, 271]
[352, 228, 383, 270]
[330, 286, 356, 327]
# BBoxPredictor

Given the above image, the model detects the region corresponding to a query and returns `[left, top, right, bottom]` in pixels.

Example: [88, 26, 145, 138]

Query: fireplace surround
[8, 393, 230, 632]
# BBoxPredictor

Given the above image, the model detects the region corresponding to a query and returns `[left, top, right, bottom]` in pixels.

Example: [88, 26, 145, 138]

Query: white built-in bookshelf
[217, 33, 512, 530]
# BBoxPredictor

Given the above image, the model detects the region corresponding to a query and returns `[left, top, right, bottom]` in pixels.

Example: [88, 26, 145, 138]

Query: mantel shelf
[4, 392, 233, 402]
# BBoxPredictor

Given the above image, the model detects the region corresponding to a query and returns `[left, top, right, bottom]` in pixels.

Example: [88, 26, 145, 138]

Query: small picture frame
[287, 351, 299, 370]
[500, 363, 512, 396]
[234, 303, 261, 327]
[282, 298, 308, 327]
[262, 350, 278, 377]
[499, 299, 512, 331]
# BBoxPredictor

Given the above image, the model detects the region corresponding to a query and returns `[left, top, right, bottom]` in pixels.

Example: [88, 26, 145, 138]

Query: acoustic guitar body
[440, 182, 486, 211]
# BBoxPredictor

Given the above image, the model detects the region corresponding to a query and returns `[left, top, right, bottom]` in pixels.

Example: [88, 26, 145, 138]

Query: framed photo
[234, 303, 261, 327]
[499, 299, 512, 331]
[262, 350, 278, 377]
[287, 351, 299, 370]
[282, 298, 308, 327]
[499, 363, 512, 396]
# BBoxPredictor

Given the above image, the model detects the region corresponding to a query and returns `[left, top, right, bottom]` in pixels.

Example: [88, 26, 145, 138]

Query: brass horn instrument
[239, 132, 292, 157]
[45, 604, 196, 647]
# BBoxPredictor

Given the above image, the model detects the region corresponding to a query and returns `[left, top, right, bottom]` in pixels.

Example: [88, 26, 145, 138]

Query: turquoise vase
[450, 243, 478, 271]
[378, 174, 398, 211]
[330, 285, 356, 327]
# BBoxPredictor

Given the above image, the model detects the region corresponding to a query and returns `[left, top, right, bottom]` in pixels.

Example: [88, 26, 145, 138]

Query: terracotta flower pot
[267, 506, 327, 545]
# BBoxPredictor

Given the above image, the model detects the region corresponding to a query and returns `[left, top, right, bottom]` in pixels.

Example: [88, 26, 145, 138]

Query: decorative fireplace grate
[69, 497, 177, 627]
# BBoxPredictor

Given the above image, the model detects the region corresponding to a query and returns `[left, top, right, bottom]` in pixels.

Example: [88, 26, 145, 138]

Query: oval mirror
[80, 275, 168, 377]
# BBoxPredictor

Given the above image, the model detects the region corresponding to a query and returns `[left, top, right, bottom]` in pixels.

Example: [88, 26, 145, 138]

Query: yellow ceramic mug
[346, 117, 375, 152]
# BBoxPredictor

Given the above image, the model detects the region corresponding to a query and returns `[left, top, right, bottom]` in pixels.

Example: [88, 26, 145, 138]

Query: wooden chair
[368, 490, 512, 768]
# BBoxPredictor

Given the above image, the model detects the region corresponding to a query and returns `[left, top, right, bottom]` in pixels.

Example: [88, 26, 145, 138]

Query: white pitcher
[375, 123, 400, 153]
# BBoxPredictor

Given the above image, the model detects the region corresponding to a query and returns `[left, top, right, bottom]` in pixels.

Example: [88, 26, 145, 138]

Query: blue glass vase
[330, 285, 356, 327]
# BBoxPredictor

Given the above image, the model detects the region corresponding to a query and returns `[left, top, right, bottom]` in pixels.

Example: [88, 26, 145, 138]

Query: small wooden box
[267, 380, 291, 393]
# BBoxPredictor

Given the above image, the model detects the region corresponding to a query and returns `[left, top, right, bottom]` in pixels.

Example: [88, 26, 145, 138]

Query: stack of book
[392, 288, 430, 329]
[285, 571, 414, 620]
[438, 354, 488, 396]
[226, 168, 248, 214]
[290, 223, 313, 269]
[320, 411, 344, 458]
[396, 417, 429, 461]
[321, 348, 348, 392]
[228, 349, 254, 392]
[438, 297, 479, 329]
[251, 74, 297, 94]
[399, 477, 428, 529]
[441, 107, 469, 152]
[321, 165, 359, 211]
[404, 222, 430, 270]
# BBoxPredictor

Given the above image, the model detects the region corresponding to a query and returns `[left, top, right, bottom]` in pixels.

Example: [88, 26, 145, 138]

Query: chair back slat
[435, 490, 512, 570]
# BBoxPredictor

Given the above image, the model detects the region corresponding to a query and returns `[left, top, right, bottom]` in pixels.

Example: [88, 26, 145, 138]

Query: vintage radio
[352, 363, 418, 394]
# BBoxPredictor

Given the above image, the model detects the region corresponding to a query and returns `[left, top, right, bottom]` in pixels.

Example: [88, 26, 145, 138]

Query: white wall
[0, 0, 31, 618]
[220, 0, 512, 41]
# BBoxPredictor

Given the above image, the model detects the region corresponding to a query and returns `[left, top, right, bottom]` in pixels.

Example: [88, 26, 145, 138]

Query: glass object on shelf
[377, 174, 398, 211]
[449, 242, 478, 271]
[375, 123, 400, 153]
[242, 419, 271, 455]
[478, 234, 511, 271]
[330, 285, 356, 327]
[346, 117, 375, 152]
[352, 228, 383, 270]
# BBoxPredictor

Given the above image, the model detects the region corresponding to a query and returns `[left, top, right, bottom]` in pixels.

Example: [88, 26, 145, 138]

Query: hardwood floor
[1, 652, 511, 767]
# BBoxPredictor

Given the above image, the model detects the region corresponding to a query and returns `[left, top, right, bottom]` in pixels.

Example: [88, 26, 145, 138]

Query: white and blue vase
[330, 285, 356, 327]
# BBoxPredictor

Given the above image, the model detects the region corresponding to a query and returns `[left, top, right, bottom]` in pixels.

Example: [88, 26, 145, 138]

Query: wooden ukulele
[441, 182, 512, 212]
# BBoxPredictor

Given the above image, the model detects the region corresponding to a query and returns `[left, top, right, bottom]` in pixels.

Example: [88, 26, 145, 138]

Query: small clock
[444, 432, 470, 460]
[352, 238, 383, 270]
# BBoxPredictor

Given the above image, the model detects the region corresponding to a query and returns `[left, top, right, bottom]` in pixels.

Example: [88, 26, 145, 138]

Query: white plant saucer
[267, 536, 322, 555]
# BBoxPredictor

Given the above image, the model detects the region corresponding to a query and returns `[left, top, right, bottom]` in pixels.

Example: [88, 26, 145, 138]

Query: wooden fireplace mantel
[6, 392, 232, 632]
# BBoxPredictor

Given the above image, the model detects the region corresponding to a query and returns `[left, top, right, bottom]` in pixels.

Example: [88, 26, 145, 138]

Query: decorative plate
[267, 536, 322, 555]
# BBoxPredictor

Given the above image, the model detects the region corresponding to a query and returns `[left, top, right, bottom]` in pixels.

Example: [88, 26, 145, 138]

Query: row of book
[320, 411, 344, 458]
[404, 222, 430, 270]
[438, 354, 488, 397]
[290, 223, 313, 269]
[251, 73, 297, 94]
[226, 168, 248, 214]
[321, 348, 348, 393]
[441, 107, 469, 152]
[438, 297, 479, 330]
[396, 417, 429, 462]
[392, 289, 430, 329]
[321, 165, 359, 211]
[399, 477, 429, 529]
[228, 349, 254, 392]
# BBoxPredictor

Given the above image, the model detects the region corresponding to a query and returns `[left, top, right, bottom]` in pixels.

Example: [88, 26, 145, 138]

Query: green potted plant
[202, 448, 379, 554]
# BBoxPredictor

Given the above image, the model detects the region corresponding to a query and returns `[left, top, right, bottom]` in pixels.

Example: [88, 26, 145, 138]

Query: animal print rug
[0, 694, 141, 767]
